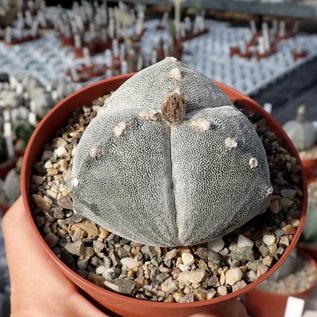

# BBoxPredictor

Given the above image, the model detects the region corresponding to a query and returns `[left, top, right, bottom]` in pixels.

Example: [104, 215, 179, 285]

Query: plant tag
[284, 297, 305, 317]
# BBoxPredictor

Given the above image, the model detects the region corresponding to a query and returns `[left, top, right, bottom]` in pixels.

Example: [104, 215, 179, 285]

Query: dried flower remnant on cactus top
[72, 57, 272, 247]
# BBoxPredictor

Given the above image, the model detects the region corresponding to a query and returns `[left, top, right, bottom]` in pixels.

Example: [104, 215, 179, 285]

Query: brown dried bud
[161, 90, 185, 124]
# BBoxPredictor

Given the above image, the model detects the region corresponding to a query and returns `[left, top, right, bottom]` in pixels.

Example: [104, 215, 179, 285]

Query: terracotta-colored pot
[243, 251, 317, 317]
[21, 74, 307, 317]
[299, 244, 317, 262]
[302, 158, 317, 182]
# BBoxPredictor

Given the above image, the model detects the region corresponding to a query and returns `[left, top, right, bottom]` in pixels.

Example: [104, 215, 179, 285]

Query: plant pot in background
[21, 74, 307, 317]
[243, 251, 317, 317]
[302, 158, 317, 182]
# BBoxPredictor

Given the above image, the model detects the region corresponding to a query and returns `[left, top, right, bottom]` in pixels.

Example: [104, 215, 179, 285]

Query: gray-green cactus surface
[72, 57, 272, 247]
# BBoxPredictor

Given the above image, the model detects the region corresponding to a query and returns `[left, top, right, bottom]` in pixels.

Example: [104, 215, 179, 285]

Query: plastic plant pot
[21, 74, 308, 317]
[302, 158, 317, 182]
[243, 251, 317, 317]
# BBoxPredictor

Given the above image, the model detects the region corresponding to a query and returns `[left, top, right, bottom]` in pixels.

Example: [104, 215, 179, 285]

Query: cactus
[283, 105, 316, 152]
[72, 57, 272, 247]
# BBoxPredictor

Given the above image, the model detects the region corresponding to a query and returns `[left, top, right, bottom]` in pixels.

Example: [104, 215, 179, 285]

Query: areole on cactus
[71, 57, 272, 247]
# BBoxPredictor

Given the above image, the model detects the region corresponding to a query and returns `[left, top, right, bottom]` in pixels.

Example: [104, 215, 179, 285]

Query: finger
[2, 197, 108, 317]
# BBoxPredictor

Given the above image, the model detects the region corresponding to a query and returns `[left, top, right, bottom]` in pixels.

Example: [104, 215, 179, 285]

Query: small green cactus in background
[72, 57, 272, 247]
[13, 121, 34, 149]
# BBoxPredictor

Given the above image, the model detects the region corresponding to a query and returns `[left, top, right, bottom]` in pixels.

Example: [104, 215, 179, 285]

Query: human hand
[2, 197, 247, 317]
[2, 197, 108, 317]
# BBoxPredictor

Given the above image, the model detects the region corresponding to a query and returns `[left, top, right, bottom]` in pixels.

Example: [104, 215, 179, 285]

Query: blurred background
[1, 1, 317, 316]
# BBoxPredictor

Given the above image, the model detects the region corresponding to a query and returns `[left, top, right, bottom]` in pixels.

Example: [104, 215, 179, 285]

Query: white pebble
[182, 252, 195, 266]
[178, 270, 205, 284]
[263, 234, 275, 246]
[249, 157, 258, 169]
[207, 237, 225, 253]
[179, 264, 190, 272]
[224, 137, 237, 150]
[225, 268, 242, 286]
[120, 257, 139, 269]
[237, 234, 254, 248]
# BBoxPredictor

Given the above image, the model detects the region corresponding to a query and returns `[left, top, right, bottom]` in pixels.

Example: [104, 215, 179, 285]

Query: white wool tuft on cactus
[71, 57, 272, 247]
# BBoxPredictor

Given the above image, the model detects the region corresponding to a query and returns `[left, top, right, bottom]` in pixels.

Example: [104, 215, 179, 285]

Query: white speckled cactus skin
[72, 57, 272, 247]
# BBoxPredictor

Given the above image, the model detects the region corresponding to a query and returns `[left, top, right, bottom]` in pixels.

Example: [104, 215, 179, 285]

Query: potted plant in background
[243, 248, 317, 317]
[299, 179, 317, 261]
[283, 105, 317, 181]
[21, 58, 307, 317]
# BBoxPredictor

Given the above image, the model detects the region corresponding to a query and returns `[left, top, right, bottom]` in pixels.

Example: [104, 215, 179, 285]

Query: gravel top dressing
[30, 95, 303, 303]
[300, 146, 317, 160]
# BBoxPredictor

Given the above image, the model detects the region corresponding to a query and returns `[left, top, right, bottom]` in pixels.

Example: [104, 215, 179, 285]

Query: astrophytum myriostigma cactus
[71, 57, 272, 247]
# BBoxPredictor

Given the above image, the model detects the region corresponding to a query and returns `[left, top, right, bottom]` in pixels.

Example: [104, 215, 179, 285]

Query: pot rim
[21, 73, 308, 308]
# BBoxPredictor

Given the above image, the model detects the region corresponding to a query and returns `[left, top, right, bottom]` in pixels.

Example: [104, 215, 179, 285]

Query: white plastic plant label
[284, 297, 305, 317]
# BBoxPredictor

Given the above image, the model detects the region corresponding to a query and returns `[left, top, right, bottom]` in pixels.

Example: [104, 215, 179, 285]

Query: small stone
[32, 194, 52, 211]
[71, 228, 85, 242]
[217, 286, 227, 296]
[232, 247, 254, 261]
[71, 222, 99, 238]
[182, 252, 195, 266]
[45, 232, 59, 248]
[32, 175, 45, 185]
[194, 248, 207, 260]
[275, 229, 285, 237]
[279, 236, 289, 246]
[88, 272, 105, 287]
[282, 224, 296, 235]
[237, 235, 254, 248]
[270, 199, 281, 214]
[164, 249, 178, 261]
[179, 264, 190, 272]
[232, 280, 247, 292]
[93, 240, 104, 253]
[263, 234, 275, 246]
[225, 268, 242, 286]
[262, 256, 273, 266]
[193, 289, 207, 301]
[117, 247, 129, 259]
[259, 244, 269, 257]
[257, 264, 269, 277]
[268, 243, 277, 256]
[96, 266, 106, 275]
[291, 219, 300, 227]
[104, 279, 136, 295]
[178, 270, 205, 284]
[161, 277, 178, 293]
[83, 246, 94, 259]
[246, 270, 258, 282]
[281, 189, 296, 199]
[135, 276, 145, 286]
[64, 241, 83, 256]
[78, 258, 89, 269]
[207, 289, 216, 299]
[102, 268, 116, 280]
[281, 197, 294, 209]
[99, 227, 110, 239]
[247, 260, 261, 272]
[120, 257, 139, 269]
[207, 238, 225, 253]
[57, 196, 73, 210]
[207, 250, 221, 264]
